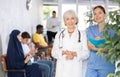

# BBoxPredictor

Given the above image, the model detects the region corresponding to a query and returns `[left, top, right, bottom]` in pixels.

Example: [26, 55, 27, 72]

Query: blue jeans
[35, 60, 54, 77]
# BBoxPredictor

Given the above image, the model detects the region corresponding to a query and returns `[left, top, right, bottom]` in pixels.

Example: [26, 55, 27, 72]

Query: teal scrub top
[87, 24, 115, 70]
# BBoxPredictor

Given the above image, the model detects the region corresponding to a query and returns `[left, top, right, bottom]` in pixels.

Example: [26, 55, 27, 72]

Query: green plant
[97, 1, 120, 77]
[98, 10, 120, 77]
[85, 10, 94, 25]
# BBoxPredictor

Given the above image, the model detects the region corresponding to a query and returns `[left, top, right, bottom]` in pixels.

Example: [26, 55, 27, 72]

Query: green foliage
[98, 10, 120, 77]
[116, 71, 120, 77]
[97, 2, 120, 77]
[43, 6, 52, 20]
[107, 73, 114, 77]
[84, 10, 95, 25]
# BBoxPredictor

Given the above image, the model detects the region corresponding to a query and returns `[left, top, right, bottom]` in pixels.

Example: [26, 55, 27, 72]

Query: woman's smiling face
[64, 13, 77, 29]
[93, 7, 106, 24]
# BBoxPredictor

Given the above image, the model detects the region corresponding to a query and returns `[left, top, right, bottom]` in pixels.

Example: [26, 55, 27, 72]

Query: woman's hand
[98, 48, 107, 53]
[62, 50, 69, 55]
[29, 49, 36, 56]
[62, 50, 76, 60]
[66, 53, 74, 60]
[24, 55, 31, 63]
[67, 52, 77, 60]
[95, 36, 101, 40]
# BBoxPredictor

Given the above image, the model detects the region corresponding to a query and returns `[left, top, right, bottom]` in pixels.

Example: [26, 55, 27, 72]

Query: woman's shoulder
[55, 29, 66, 38]
[88, 24, 98, 29]
[87, 24, 98, 33]
[78, 30, 86, 35]
[57, 28, 66, 34]
[77, 30, 87, 39]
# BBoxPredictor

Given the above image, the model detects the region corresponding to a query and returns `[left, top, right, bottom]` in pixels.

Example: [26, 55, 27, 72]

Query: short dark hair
[52, 11, 56, 13]
[21, 32, 30, 39]
[36, 24, 43, 30]
[93, 5, 106, 14]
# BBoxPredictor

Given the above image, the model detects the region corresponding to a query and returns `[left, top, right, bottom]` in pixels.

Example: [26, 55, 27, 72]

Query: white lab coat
[52, 28, 89, 77]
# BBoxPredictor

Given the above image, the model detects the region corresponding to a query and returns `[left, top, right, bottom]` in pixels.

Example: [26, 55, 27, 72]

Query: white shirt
[22, 44, 30, 56]
[52, 28, 89, 77]
[46, 17, 60, 32]
[22, 43, 34, 63]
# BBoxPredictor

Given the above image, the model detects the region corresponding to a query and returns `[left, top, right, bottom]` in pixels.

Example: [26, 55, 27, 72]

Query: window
[78, 5, 90, 30]
[42, 5, 58, 28]
[43, 0, 58, 3]
[42, 0, 119, 30]
[62, 0, 76, 3]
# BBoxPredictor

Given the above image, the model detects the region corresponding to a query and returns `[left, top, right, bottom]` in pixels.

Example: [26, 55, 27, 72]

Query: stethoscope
[58, 29, 81, 49]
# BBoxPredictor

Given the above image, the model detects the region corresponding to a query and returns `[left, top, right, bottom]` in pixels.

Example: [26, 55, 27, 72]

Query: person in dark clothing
[6, 30, 42, 77]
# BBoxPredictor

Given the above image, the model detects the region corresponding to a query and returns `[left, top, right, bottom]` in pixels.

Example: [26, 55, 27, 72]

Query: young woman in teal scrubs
[85, 5, 115, 77]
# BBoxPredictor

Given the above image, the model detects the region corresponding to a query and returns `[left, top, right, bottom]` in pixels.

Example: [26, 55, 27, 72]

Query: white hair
[63, 10, 78, 24]
[63, 10, 78, 20]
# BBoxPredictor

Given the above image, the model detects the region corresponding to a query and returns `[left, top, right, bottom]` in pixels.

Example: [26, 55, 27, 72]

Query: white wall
[0, 0, 42, 54]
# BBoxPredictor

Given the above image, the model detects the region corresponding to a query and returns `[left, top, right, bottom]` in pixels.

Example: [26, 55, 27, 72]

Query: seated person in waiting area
[32, 24, 51, 60]
[6, 30, 42, 77]
[21, 31, 54, 77]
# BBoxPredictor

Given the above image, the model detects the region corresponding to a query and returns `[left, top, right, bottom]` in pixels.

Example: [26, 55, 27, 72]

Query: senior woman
[52, 10, 89, 77]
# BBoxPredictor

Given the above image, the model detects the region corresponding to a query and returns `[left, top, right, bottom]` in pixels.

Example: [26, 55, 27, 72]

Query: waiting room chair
[0, 55, 26, 77]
